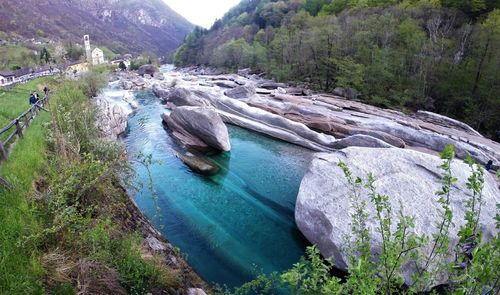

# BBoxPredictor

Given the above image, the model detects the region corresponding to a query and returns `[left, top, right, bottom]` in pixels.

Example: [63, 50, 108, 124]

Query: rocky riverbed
[105, 66, 499, 290]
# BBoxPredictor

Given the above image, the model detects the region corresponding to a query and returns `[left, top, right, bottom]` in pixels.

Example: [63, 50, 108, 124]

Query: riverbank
[109, 65, 499, 292]
[0, 70, 209, 294]
[98, 77, 313, 288]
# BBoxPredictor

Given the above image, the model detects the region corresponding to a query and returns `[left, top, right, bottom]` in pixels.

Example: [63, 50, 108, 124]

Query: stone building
[92, 48, 105, 65]
[0, 70, 15, 86]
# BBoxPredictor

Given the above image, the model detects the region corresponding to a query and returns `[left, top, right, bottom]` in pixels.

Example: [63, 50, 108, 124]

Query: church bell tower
[83, 35, 91, 63]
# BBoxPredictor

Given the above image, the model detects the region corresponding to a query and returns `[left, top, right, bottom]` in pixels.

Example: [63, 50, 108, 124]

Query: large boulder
[416, 110, 482, 137]
[258, 81, 287, 90]
[162, 106, 231, 152]
[187, 288, 208, 295]
[166, 88, 211, 107]
[178, 153, 219, 175]
[137, 64, 158, 77]
[207, 94, 337, 151]
[153, 72, 165, 80]
[214, 80, 238, 88]
[224, 85, 256, 99]
[121, 80, 133, 90]
[94, 96, 129, 138]
[152, 83, 170, 100]
[331, 134, 393, 149]
[296, 147, 499, 287]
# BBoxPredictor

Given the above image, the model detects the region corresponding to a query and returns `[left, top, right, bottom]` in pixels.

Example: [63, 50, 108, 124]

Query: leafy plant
[236, 145, 499, 295]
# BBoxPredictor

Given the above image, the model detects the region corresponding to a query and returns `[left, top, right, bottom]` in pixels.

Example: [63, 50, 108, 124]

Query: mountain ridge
[0, 0, 194, 56]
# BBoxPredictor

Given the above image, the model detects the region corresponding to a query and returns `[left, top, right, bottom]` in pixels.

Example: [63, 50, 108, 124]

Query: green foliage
[118, 61, 127, 71]
[99, 46, 118, 60]
[301, 0, 331, 16]
[236, 145, 499, 294]
[1, 70, 183, 293]
[0, 44, 39, 69]
[64, 42, 84, 61]
[176, 2, 500, 140]
[280, 246, 341, 294]
[81, 220, 159, 294]
[39, 47, 51, 64]
[0, 111, 49, 294]
[78, 70, 107, 98]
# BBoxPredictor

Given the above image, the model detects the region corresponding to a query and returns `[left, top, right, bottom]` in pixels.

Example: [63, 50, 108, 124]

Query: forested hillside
[174, 0, 500, 140]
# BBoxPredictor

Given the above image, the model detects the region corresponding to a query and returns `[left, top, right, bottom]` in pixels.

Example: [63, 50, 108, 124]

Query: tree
[40, 47, 51, 64]
[54, 43, 68, 63]
[66, 42, 84, 61]
[118, 61, 127, 71]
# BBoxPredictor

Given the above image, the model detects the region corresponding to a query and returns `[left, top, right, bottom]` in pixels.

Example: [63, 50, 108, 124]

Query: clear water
[109, 81, 313, 288]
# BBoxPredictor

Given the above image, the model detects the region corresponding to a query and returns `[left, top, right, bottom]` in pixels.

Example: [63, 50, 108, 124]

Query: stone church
[91, 48, 105, 65]
[84, 35, 105, 65]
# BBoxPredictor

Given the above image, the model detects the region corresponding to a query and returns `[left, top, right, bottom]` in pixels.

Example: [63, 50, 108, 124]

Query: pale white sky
[163, 0, 241, 28]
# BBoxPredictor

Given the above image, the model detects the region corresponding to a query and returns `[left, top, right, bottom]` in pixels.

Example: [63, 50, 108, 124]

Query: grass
[0, 44, 39, 70]
[0, 77, 58, 294]
[0, 110, 50, 294]
[0, 77, 56, 143]
[0, 73, 199, 294]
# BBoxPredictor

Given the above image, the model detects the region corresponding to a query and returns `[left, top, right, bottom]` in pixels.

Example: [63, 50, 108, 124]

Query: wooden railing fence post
[28, 107, 35, 127]
[15, 119, 23, 138]
[0, 141, 7, 162]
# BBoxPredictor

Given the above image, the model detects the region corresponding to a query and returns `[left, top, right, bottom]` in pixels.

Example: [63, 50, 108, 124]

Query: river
[104, 67, 313, 289]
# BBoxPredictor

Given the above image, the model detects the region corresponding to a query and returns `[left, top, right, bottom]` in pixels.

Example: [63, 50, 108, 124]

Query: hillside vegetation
[0, 0, 193, 57]
[0, 73, 203, 294]
[174, 0, 500, 140]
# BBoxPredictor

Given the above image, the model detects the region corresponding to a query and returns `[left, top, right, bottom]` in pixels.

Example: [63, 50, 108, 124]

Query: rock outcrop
[94, 96, 129, 138]
[224, 85, 256, 99]
[295, 147, 500, 287]
[138, 68, 500, 168]
[152, 83, 170, 100]
[167, 87, 211, 107]
[137, 64, 158, 77]
[162, 106, 231, 152]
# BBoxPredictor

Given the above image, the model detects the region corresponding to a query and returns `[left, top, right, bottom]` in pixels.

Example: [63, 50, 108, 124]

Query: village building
[0, 70, 16, 86]
[14, 67, 35, 83]
[33, 65, 57, 78]
[63, 61, 89, 75]
[91, 48, 105, 65]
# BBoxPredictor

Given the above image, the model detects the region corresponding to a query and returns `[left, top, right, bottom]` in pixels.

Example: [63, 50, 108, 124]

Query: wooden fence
[0, 95, 49, 163]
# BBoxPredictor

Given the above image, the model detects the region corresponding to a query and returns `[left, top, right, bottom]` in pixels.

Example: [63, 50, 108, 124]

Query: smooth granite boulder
[94, 96, 129, 138]
[137, 64, 158, 76]
[167, 87, 211, 107]
[152, 83, 170, 100]
[178, 153, 219, 175]
[296, 147, 499, 288]
[224, 85, 256, 99]
[162, 106, 230, 152]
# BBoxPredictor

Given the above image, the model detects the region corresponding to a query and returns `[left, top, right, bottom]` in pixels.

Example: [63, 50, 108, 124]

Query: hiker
[29, 92, 37, 105]
[485, 160, 493, 171]
[43, 86, 49, 95]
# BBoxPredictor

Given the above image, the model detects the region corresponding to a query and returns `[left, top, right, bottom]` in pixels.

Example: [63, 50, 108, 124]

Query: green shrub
[236, 145, 499, 294]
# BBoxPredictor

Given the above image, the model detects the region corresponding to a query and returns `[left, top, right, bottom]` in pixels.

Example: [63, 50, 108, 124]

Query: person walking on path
[29, 92, 37, 105]
[43, 86, 49, 96]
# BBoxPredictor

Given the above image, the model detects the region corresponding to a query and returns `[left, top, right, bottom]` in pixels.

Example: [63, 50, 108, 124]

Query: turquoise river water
[105, 76, 313, 289]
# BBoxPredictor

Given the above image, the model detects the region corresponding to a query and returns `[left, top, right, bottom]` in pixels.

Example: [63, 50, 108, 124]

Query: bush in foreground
[235, 145, 499, 295]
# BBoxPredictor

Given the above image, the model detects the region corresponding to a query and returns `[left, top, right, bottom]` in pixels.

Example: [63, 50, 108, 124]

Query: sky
[163, 0, 241, 28]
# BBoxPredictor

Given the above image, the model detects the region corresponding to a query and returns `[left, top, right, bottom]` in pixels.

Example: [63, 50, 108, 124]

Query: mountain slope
[0, 0, 194, 56]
